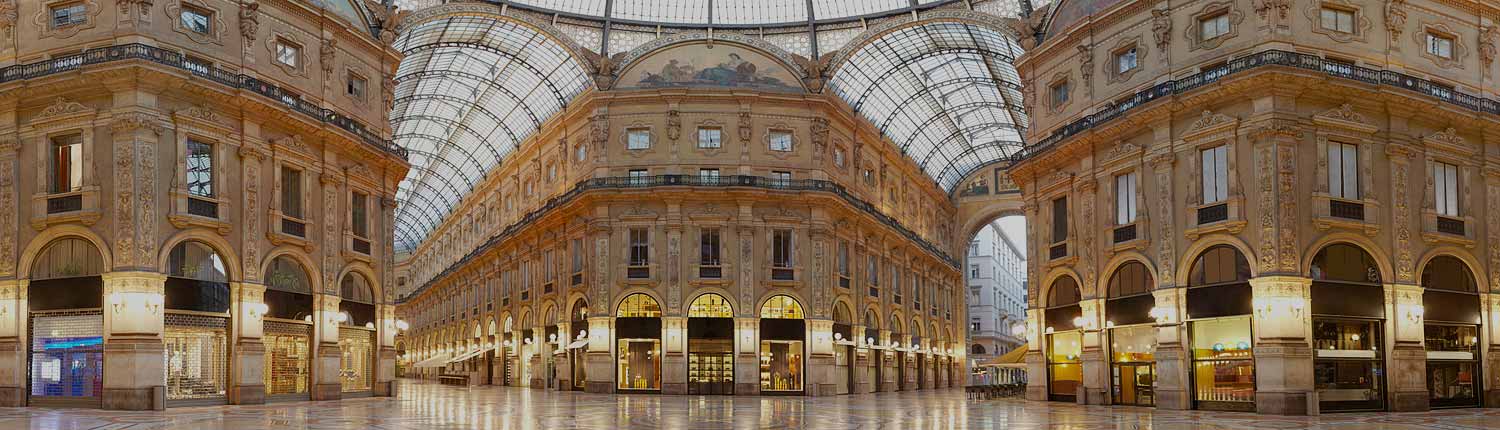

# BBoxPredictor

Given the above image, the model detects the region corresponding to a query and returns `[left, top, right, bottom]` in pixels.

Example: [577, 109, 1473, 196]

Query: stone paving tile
[0, 381, 1498, 429]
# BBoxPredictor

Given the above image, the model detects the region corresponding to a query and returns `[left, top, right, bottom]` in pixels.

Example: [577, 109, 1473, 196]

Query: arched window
[759, 295, 804, 319]
[1422, 256, 1476, 293]
[31, 237, 104, 280]
[1047, 276, 1080, 308]
[1107, 262, 1153, 298]
[1421, 256, 1480, 325]
[266, 256, 312, 294]
[889, 318, 904, 336]
[165, 241, 231, 313]
[972, 344, 987, 355]
[616, 293, 662, 318]
[571, 299, 589, 324]
[1311, 243, 1381, 284]
[340, 273, 375, 303]
[833, 302, 852, 325]
[1188, 245, 1251, 287]
[688, 293, 733, 318]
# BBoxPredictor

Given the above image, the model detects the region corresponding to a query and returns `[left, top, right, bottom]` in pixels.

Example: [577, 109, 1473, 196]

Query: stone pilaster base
[312, 383, 341, 401]
[736, 382, 759, 395]
[104, 387, 161, 411]
[1255, 391, 1309, 415]
[102, 338, 165, 410]
[557, 379, 571, 391]
[1391, 343, 1429, 412]
[1252, 342, 1313, 415]
[312, 344, 342, 400]
[0, 386, 21, 407]
[585, 381, 612, 393]
[1153, 344, 1191, 409]
[662, 354, 686, 394]
[229, 384, 266, 405]
[374, 380, 396, 397]
[1026, 383, 1047, 401]
[1392, 390, 1429, 412]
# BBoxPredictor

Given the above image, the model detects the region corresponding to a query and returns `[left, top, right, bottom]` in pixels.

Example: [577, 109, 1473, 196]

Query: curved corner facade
[1006, 0, 1500, 414]
[0, 0, 407, 409]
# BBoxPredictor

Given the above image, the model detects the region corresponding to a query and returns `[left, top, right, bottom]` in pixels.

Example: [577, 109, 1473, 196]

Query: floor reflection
[0, 380, 1498, 429]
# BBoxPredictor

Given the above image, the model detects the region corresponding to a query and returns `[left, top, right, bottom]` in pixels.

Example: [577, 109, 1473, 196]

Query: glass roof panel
[613, 0, 710, 23]
[391, 15, 592, 251]
[828, 21, 1027, 191]
[811, 0, 910, 21]
[502, 0, 940, 25]
[713, 0, 807, 25]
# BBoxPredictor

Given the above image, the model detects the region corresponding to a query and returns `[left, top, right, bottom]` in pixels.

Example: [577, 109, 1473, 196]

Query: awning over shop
[447, 348, 485, 363]
[566, 339, 589, 349]
[412, 352, 453, 368]
[977, 345, 1029, 368]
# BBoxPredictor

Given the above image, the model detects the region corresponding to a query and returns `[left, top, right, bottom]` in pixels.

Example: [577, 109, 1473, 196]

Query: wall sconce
[524, 337, 533, 345]
[1148, 306, 1176, 324]
[1253, 296, 1306, 320]
[396, 319, 410, 331]
[364, 322, 375, 329]
[336, 312, 351, 324]
[109, 292, 162, 315]
[578, 330, 588, 339]
[247, 302, 269, 320]
[548, 333, 558, 343]
[834, 332, 844, 341]
[1399, 303, 1425, 324]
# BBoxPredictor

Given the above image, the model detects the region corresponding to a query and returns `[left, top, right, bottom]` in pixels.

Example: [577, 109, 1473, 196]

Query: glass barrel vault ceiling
[390, 15, 593, 252]
[828, 22, 1027, 190]
[503, 0, 953, 26]
[388, 2, 1030, 253]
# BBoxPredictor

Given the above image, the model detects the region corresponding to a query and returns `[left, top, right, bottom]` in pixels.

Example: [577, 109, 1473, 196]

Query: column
[0, 280, 23, 406]
[852, 323, 870, 393]
[1024, 308, 1047, 401]
[101, 271, 167, 410]
[1389, 283, 1429, 411]
[878, 328, 896, 392]
[734, 317, 759, 395]
[376, 303, 397, 397]
[230, 282, 267, 404]
[584, 316, 612, 393]
[1248, 276, 1313, 415]
[807, 318, 834, 396]
[311, 294, 341, 401]
[661, 316, 687, 394]
[529, 324, 544, 389]
[1152, 287, 1190, 409]
[1485, 292, 1500, 407]
[1079, 298, 1107, 404]
[556, 321, 571, 390]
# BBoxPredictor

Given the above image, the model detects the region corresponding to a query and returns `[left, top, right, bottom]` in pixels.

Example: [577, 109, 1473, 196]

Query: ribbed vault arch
[390, 13, 594, 251]
[828, 21, 1028, 191]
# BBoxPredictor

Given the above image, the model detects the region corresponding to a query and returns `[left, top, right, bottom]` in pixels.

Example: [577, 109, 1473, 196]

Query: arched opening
[759, 295, 805, 394]
[686, 293, 734, 395]
[832, 302, 854, 395]
[889, 317, 908, 392]
[1105, 261, 1155, 407]
[163, 241, 231, 406]
[973, 344, 988, 355]
[501, 316, 514, 386]
[959, 214, 1029, 391]
[1420, 255, 1482, 409]
[337, 272, 377, 395]
[1044, 275, 1082, 402]
[263, 255, 314, 400]
[616, 293, 662, 392]
[865, 309, 883, 393]
[912, 317, 927, 389]
[1309, 243, 1386, 412]
[27, 237, 105, 407]
[1185, 245, 1254, 411]
[566, 299, 589, 391]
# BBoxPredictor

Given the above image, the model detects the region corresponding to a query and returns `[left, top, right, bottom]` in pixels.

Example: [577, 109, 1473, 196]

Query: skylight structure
[390, 15, 593, 251]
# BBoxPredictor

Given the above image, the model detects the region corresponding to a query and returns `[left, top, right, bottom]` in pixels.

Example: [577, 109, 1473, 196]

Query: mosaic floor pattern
[2, 380, 1499, 429]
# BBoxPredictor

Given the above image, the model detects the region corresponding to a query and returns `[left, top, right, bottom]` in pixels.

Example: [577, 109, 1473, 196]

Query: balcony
[352, 238, 372, 255]
[1048, 244, 1067, 260]
[1330, 200, 1364, 221]
[838, 276, 850, 289]
[1112, 224, 1136, 243]
[282, 218, 307, 238]
[46, 194, 82, 214]
[572, 273, 584, 286]
[1437, 216, 1465, 235]
[1197, 203, 1228, 224]
[771, 267, 794, 281]
[187, 198, 218, 218]
[627, 266, 650, 279]
[698, 266, 722, 279]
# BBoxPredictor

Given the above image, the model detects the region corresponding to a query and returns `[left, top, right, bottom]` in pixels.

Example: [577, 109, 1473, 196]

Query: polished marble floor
[2, 380, 1499, 429]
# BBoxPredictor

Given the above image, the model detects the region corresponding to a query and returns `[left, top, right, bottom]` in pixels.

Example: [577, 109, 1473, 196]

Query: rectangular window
[700, 228, 721, 266]
[627, 128, 650, 150]
[281, 166, 303, 218]
[544, 249, 555, 281]
[275, 39, 300, 68]
[970, 265, 979, 279]
[186, 138, 214, 198]
[1319, 7, 1355, 33]
[49, 134, 83, 194]
[576, 144, 587, 162]
[698, 168, 720, 185]
[771, 171, 791, 187]
[833, 148, 845, 167]
[180, 5, 212, 34]
[1115, 172, 1137, 224]
[628, 169, 648, 187]
[1050, 81, 1070, 107]
[1427, 33, 1454, 59]
[629, 228, 649, 266]
[51, 3, 88, 28]
[347, 73, 367, 99]
[867, 255, 879, 285]
[697, 127, 722, 149]
[837, 241, 849, 277]
[1116, 47, 1138, 74]
[1433, 161, 1459, 216]
[571, 238, 584, 273]
[1201, 145, 1229, 204]
[351, 191, 368, 237]
[772, 229, 793, 268]
[769, 131, 792, 152]
[1200, 12, 1231, 40]
[1327, 142, 1359, 199]
[1051, 197, 1068, 243]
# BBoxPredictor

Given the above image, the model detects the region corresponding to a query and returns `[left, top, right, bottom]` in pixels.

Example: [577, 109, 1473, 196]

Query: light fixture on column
[577, 330, 588, 339]
[548, 333, 558, 343]
[834, 332, 843, 341]
[247, 302, 269, 320]
[1399, 303, 1424, 325]
[337, 311, 351, 324]
[396, 319, 410, 331]
[1010, 323, 1025, 338]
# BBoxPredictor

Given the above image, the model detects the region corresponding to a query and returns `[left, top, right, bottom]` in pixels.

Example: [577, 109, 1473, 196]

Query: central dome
[505, 0, 949, 26]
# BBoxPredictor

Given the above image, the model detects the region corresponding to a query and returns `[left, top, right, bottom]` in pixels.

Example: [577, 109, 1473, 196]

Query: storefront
[911, 323, 926, 389]
[567, 301, 589, 391]
[1105, 261, 1156, 407]
[890, 319, 908, 391]
[616, 293, 663, 392]
[866, 311, 882, 392]
[163, 241, 231, 406]
[1044, 275, 1083, 402]
[338, 273, 378, 395]
[501, 317, 514, 386]
[27, 237, 105, 407]
[263, 255, 315, 401]
[1186, 245, 1255, 411]
[758, 295, 805, 394]
[832, 303, 855, 395]
[687, 294, 734, 395]
[1309, 244, 1386, 412]
[1421, 256, 1483, 409]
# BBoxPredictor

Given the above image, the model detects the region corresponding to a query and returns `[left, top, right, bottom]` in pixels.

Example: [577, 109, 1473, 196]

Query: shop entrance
[338, 272, 379, 396]
[263, 255, 316, 402]
[687, 294, 734, 395]
[1310, 244, 1388, 412]
[1185, 245, 1255, 412]
[758, 295, 805, 394]
[832, 303, 854, 395]
[1422, 256, 1483, 409]
[1105, 262, 1156, 407]
[616, 294, 663, 392]
[568, 300, 590, 390]
[25, 237, 106, 408]
[1044, 275, 1083, 402]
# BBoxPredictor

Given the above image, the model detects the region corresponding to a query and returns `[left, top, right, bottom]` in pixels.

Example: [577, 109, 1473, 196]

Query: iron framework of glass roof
[390, 15, 593, 251]
[496, 0, 957, 27]
[828, 21, 1027, 191]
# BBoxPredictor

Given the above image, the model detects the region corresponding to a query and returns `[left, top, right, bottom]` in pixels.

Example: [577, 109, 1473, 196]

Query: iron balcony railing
[399, 174, 960, 303]
[1, 43, 407, 160]
[1013, 50, 1500, 163]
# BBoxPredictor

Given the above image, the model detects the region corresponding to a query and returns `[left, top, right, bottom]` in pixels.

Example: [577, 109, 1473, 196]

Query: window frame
[626, 128, 651, 150]
[697, 127, 722, 149]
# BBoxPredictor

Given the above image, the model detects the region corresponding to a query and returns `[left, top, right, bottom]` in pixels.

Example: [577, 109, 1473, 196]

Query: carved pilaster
[110, 113, 164, 270]
[1276, 144, 1298, 273]
[239, 145, 266, 282]
[1075, 179, 1096, 291]
[666, 227, 681, 312]
[1486, 167, 1500, 291]
[0, 137, 15, 278]
[591, 228, 609, 316]
[320, 172, 343, 294]
[1149, 153, 1175, 286]
[811, 230, 828, 318]
[1388, 144, 1415, 282]
[738, 227, 755, 317]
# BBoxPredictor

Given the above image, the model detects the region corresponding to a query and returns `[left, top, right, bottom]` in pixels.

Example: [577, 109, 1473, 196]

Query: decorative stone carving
[137, 135, 157, 266]
[1424, 127, 1467, 148]
[1253, 0, 1290, 21]
[1481, 26, 1498, 68]
[382, 71, 396, 112]
[238, 0, 259, 43]
[0, 145, 15, 277]
[1487, 171, 1500, 291]
[589, 114, 608, 149]
[1077, 45, 1093, 97]
[1150, 153, 1175, 285]
[176, 106, 222, 124]
[36, 98, 90, 122]
[1384, 0, 1406, 43]
[665, 110, 681, 142]
[1151, 9, 1172, 54]
[739, 230, 754, 317]
[1321, 103, 1366, 124]
[810, 117, 829, 157]
[1276, 145, 1298, 272]
[667, 232, 680, 310]
[1386, 145, 1414, 282]
[1189, 110, 1235, 131]
[320, 38, 337, 78]
[242, 146, 263, 280]
[0, 0, 18, 44]
[737, 112, 752, 144]
[110, 112, 163, 135]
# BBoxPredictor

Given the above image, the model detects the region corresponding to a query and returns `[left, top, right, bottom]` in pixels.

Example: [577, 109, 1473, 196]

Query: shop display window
[1190, 316, 1254, 409]
[1425, 324, 1481, 408]
[1312, 319, 1384, 411]
[617, 339, 661, 390]
[759, 340, 804, 392]
[1047, 331, 1082, 399]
